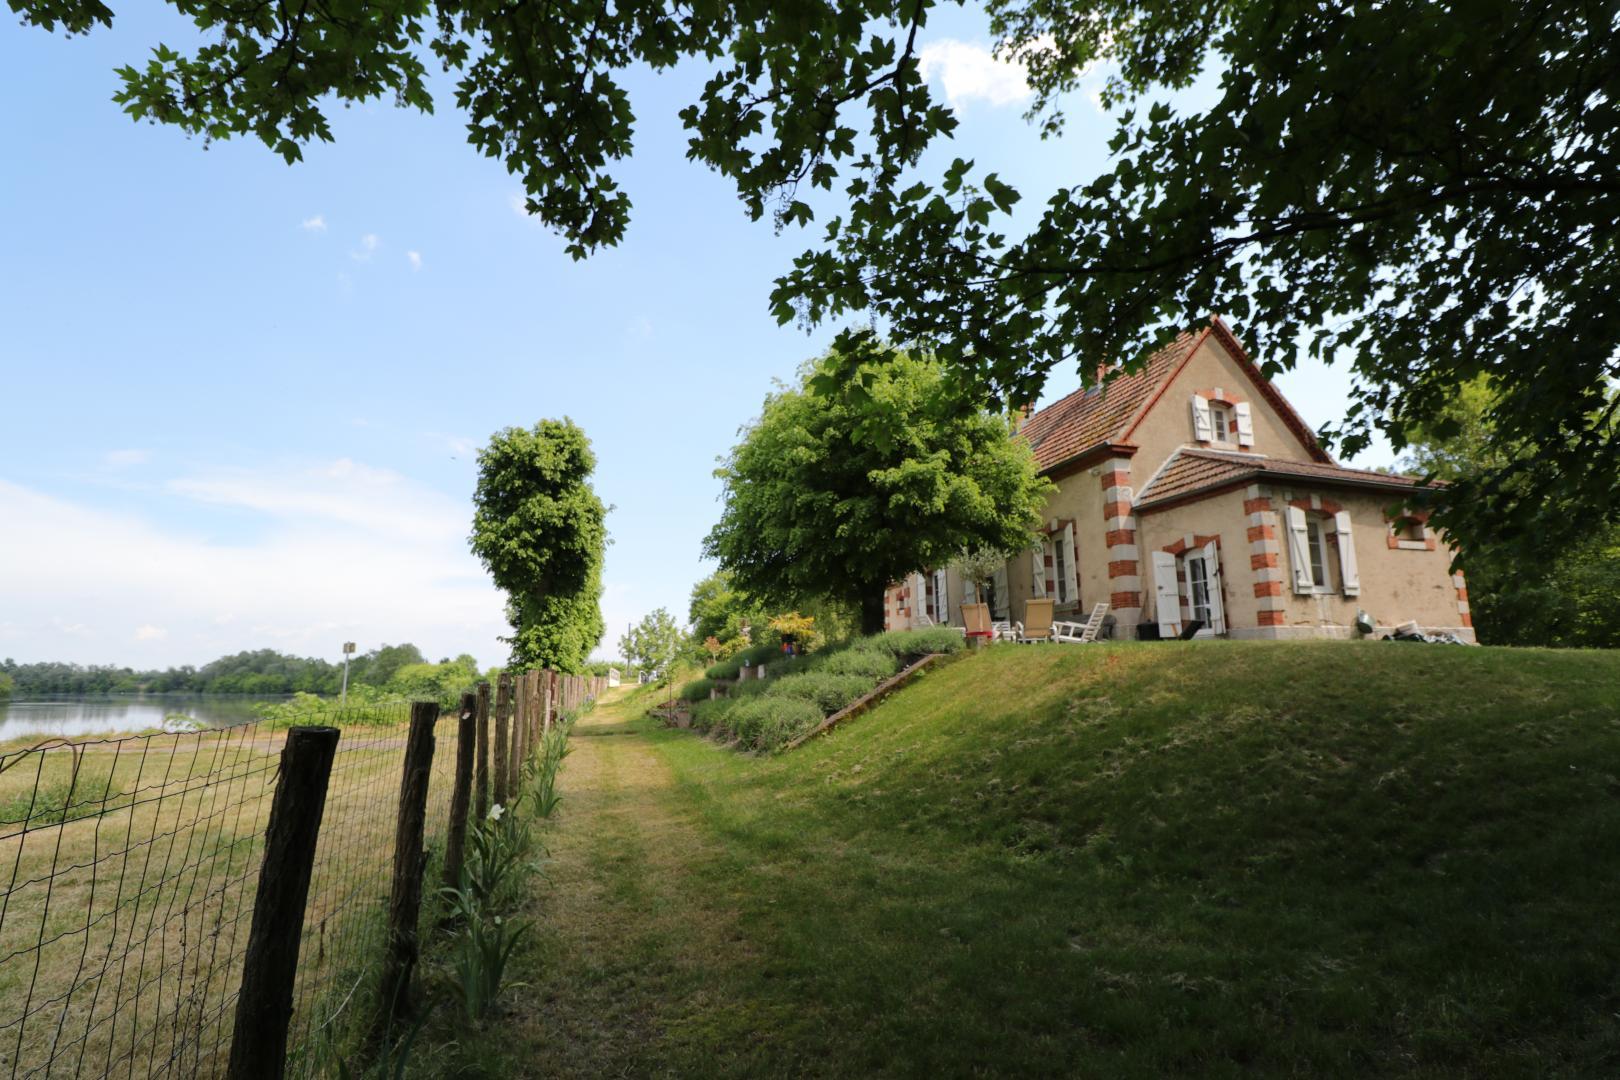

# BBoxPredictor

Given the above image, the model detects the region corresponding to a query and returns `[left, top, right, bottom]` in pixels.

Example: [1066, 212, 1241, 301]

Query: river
[0, 694, 288, 744]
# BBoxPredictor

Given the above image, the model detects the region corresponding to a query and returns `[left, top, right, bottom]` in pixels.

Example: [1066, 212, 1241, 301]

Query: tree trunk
[860, 589, 886, 636]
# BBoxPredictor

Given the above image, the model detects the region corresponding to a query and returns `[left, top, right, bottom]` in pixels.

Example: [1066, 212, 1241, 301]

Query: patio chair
[1014, 599, 1055, 643]
[961, 602, 993, 639]
[1053, 602, 1111, 644]
[992, 619, 1016, 641]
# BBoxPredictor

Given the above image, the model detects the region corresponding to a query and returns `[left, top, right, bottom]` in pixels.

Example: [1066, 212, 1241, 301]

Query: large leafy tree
[20, 0, 1617, 552]
[705, 339, 1051, 634]
[1402, 379, 1620, 649]
[470, 419, 608, 671]
[687, 570, 766, 647]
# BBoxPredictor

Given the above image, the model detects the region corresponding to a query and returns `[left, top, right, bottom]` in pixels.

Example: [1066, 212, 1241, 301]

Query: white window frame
[991, 565, 1010, 619]
[1210, 402, 1233, 443]
[932, 568, 949, 623]
[1304, 518, 1336, 594]
[1181, 542, 1226, 635]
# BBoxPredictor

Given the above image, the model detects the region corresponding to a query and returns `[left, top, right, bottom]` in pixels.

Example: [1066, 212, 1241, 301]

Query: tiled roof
[1020, 330, 1204, 472]
[1134, 448, 1429, 510]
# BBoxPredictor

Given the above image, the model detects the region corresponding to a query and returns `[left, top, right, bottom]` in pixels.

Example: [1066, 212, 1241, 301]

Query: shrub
[817, 648, 899, 681]
[690, 698, 735, 734]
[705, 656, 744, 680]
[765, 672, 874, 715]
[723, 697, 823, 752]
[763, 652, 815, 679]
[737, 641, 782, 668]
[863, 626, 966, 660]
[680, 678, 717, 703]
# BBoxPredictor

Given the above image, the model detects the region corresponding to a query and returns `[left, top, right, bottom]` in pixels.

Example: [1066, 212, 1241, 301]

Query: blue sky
[0, 8, 1392, 671]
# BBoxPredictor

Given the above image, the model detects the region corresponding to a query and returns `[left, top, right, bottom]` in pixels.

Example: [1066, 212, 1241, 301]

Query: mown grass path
[500, 690, 757, 1078]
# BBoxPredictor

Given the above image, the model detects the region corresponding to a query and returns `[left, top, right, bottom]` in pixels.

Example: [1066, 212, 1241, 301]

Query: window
[1186, 554, 1212, 625]
[1394, 517, 1425, 543]
[1305, 518, 1330, 589]
[1210, 402, 1233, 442]
[931, 568, 948, 622]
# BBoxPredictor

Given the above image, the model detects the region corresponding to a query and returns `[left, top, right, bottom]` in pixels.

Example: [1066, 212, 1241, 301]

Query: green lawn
[504, 642, 1620, 1078]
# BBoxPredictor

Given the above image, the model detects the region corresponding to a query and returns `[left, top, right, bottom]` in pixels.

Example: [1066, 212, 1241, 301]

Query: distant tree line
[0, 643, 450, 697]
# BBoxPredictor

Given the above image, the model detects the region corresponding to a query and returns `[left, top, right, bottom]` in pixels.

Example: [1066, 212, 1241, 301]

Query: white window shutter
[992, 565, 1010, 618]
[1286, 505, 1315, 594]
[1234, 401, 1255, 446]
[1202, 540, 1227, 634]
[1191, 394, 1214, 441]
[934, 568, 949, 622]
[1061, 523, 1079, 606]
[1334, 510, 1361, 596]
[1030, 546, 1046, 598]
[1152, 552, 1181, 638]
[910, 572, 927, 622]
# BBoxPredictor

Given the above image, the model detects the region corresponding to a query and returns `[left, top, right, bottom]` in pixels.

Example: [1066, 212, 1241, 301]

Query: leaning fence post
[227, 725, 339, 1080]
[378, 702, 437, 1029]
[474, 681, 490, 820]
[493, 674, 512, 808]
[442, 693, 477, 891]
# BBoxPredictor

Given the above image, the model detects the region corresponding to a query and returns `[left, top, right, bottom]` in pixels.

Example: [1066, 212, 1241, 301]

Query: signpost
[340, 641, 356, 705]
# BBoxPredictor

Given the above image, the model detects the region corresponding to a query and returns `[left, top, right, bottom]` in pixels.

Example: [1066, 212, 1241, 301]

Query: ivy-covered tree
[21, 0, 1616, 555]
[705, 338, 1051, 635]
[470, 420, 608, 672]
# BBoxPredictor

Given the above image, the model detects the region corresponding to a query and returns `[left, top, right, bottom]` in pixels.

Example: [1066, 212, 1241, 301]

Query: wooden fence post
[542, 670, 554, 735]
[474, 681, 491, 820]
[493, 674, 512, 808]
[378, 703, 437, 1029]
[442, 692, 477, 891]
[227, 726, 339, 1080]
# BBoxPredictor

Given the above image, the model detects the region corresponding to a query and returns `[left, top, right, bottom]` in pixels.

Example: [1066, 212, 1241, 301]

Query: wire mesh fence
[0, 673, 605, 1079]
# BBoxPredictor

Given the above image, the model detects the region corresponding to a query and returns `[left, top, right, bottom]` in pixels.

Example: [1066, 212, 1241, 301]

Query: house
[884, 317, 1473, 641]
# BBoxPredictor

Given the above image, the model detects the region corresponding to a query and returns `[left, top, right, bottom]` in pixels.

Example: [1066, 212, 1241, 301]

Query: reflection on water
[0, 695, 289, 744]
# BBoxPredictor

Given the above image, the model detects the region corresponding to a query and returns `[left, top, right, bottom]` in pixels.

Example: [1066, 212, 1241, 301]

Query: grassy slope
[520, 643, 1620, 1078]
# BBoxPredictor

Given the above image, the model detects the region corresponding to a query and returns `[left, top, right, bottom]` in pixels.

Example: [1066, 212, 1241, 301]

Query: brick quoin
[1257, 610, 1286, 626]
[1460, 611, 1474, 628]
[1110, 590, 1142, 609]
[1103, 500, 1132, 521]
[1243, 497, 1273, 514]
[1253, 581, 1283, 598]
[1108, 559, 1138, 578]
[1250, 552, 1279, 571]
[1105, 528, 1136, 547]
[1246, 524, 1276, 542]
[1100, 469, 1131, 489]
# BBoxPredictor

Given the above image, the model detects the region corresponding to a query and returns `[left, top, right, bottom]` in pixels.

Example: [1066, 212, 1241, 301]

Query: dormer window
[1191, 392, 1254, 447]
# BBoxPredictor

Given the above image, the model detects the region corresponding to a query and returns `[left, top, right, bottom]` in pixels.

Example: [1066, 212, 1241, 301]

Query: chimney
[1013, 403, 1033, 433]
[1094, 362, 1110, 388]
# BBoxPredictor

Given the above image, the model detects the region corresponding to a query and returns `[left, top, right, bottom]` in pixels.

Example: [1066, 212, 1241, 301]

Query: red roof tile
[1134, 449, 1429, 511]
[1019, 317, 1335, 472]
[1020, 329, 1205, 472]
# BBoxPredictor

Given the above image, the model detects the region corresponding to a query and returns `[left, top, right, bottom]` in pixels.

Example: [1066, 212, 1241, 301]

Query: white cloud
[918, 39, 1036, 108]
[351, 234, 381, 261]
[407, 250, 423, 271]
[168, 458, 464, 544]
[301, 215, 328, 232]
[105, 448, 151, 468]
[0, 469, 508, 668]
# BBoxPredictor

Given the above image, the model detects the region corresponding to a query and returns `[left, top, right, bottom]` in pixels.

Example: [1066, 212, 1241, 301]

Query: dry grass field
[0, 710, 463, 1079]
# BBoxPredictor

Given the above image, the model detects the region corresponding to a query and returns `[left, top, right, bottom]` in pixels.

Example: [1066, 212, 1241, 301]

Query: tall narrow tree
[470, 419, 608, 672]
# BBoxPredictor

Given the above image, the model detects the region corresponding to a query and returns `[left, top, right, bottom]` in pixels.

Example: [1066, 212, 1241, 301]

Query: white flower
[488, 803, 506, 821]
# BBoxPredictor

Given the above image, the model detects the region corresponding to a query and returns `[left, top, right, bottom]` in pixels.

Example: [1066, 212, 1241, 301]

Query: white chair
[1053, 602, 1111, 644]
